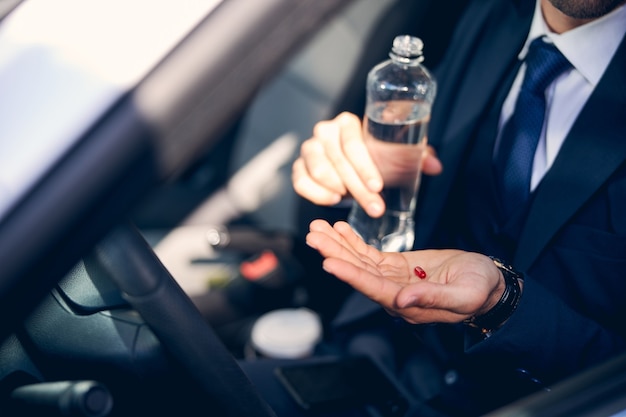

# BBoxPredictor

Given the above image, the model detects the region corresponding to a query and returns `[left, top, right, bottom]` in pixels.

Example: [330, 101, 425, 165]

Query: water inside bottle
[348, 100, 430, 252]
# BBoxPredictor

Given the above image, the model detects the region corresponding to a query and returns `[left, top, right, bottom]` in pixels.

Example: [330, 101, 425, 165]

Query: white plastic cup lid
[250, 308, 322, 359]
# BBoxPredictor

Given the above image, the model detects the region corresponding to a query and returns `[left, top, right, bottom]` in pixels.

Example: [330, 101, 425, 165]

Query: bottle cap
[250, 308, 322, 359]
[391, 35, 424, 63]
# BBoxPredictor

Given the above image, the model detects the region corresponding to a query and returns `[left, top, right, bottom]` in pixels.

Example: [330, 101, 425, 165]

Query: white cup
[248, 308, 322, 359]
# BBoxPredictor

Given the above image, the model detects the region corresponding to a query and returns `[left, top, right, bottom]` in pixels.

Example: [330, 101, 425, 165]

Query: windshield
[0, 0, 222, 220]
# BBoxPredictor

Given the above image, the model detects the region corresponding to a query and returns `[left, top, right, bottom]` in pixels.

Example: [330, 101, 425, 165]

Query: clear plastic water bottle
[347, 35, 436, 252]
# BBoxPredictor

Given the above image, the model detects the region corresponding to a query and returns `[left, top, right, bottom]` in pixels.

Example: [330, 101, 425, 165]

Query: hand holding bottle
[292, 112, 383, 214]
[292, 112, 442, 215]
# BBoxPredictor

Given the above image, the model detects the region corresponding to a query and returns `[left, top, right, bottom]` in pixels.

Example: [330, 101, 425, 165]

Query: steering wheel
[91, 222, 277, 417]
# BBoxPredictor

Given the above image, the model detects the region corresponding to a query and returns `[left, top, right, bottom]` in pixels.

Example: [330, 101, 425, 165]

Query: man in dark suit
[294, 0, 626, 414]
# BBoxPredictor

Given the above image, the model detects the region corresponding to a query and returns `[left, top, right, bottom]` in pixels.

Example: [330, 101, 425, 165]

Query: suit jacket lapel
[515, 34, 626, 270]
[416, 0, 533, 246]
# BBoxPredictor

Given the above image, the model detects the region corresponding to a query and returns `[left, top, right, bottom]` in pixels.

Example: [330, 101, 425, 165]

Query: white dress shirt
[496, 0, 626, 191]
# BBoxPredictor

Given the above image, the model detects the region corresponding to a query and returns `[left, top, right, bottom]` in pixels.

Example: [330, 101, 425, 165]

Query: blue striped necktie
[494, 37, 571, 216]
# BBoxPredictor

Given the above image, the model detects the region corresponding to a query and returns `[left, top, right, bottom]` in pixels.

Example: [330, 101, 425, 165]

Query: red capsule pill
[413, 266, 427, 279]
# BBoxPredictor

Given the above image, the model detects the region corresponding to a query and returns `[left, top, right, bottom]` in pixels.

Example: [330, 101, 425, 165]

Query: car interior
[1, 0, 626, 416]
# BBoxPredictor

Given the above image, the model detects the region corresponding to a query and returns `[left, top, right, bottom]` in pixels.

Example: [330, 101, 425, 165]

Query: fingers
[331, 221, 383, 264]
[292, 120, 346, 205]
[321, 257, 403, 307]
[306, 220, 415, 308]
[292, 113, 385, 217]
[292, 157, 343, 206]
[334, 113, 384, 195]
[422, 145, 443, 176]
[307, 220, 383, 276]
[312, 224, 401, 304]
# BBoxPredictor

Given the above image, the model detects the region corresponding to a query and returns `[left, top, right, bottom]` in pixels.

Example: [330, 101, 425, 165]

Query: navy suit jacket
[332, 0, 626, 405]
[418, 0, 626, 381]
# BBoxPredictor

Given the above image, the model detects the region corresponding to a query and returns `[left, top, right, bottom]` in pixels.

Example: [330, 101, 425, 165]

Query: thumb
[396, 282, 481, 316]
[422, 149, 443, 176]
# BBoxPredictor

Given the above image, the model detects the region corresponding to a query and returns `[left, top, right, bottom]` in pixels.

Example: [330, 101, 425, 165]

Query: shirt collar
[520, 0, 626, 87]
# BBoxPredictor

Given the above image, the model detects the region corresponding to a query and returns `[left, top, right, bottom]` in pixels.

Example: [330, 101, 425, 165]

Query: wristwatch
[464, 257, 523, 336]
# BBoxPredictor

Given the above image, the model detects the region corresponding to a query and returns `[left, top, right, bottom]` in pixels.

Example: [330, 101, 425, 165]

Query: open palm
[306, 219, 503, 325]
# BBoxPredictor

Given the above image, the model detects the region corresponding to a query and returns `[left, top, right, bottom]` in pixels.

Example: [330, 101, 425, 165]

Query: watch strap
[465, 257, 523, 336]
